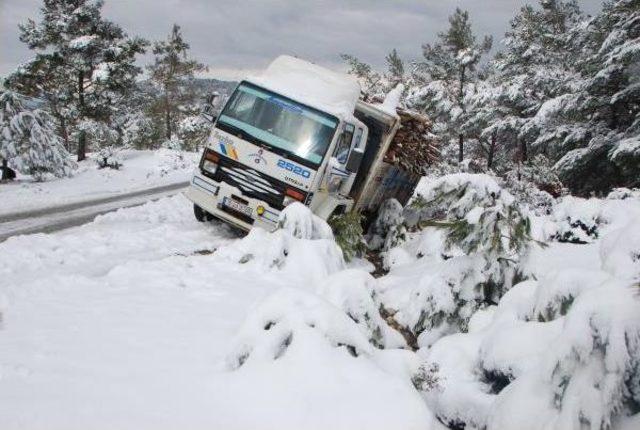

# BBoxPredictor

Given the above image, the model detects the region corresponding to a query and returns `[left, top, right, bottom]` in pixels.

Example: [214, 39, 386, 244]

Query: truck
[186, 55, 432, 232]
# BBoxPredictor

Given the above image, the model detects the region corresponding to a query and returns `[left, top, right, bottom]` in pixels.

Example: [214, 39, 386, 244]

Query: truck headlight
[201, 149, 220, 175]
[202, 159, 218, 175]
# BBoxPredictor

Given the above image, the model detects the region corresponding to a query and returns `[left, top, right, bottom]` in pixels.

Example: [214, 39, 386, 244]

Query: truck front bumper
[185, 172, 280, 232]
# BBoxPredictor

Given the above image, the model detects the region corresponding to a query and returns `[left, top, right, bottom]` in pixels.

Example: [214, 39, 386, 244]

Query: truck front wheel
[193, 204, 212, 222]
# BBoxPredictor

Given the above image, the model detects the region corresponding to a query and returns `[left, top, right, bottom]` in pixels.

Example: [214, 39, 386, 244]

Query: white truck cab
[186, 56, 419, 231]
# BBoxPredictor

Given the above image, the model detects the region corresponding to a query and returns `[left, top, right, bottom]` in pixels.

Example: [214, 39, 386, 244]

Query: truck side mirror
[201, 92, 220, 123]
[346, 147, 364, 173]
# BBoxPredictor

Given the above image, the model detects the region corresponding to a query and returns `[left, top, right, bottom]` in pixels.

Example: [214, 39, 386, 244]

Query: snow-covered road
[0, 182, 188, 242]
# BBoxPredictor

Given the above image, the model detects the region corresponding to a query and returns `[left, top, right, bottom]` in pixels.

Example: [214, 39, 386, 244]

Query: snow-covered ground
[0, 149, 197, 216]
[1, 179, 639, 430]
[0, 195, 438, 430]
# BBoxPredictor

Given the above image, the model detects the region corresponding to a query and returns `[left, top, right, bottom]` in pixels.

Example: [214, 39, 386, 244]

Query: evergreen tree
[385, 49, 405, 90]
[549, 0, 640, 193]
[6, 0, 147, 161]
[147, 24, 207, 147]
[340, 53, 383, 101]
[0, 89, 75, 180]
[409, 8, 492, 163]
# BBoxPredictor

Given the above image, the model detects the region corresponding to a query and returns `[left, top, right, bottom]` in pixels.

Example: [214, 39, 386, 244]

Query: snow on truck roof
[247, 55, 361, 120]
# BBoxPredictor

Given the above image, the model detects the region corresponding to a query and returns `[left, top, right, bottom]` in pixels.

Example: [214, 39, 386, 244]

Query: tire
[193, 204, 207, 222]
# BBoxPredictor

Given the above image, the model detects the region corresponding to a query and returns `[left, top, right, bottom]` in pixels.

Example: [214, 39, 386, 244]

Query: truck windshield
[216, 82, 338, 167]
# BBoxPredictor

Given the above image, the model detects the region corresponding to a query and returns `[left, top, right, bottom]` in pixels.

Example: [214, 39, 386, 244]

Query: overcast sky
[0, 0, 603, 80]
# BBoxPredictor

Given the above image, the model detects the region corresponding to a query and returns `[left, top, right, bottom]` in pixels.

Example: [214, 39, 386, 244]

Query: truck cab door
[326, 120, 368, 196]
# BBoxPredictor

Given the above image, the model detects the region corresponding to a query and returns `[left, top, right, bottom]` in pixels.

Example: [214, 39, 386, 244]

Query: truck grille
[208, 156, 288, 210]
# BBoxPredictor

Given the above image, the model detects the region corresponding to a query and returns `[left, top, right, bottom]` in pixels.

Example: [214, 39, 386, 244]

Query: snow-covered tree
[147, 24, 207, 145]
[0, 89, 75, 180]
[409, 8, 492, 163]
[413, 173, 535, 296]
[548, 0, 640, 193]
[340, 53, 383, 101]
[6, 0, 147, 161]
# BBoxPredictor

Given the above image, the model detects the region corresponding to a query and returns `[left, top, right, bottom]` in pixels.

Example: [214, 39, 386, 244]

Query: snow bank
[249, 55, 361, 119]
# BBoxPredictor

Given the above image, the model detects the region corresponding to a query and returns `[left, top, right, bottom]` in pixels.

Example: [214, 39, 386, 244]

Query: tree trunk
[77, 130, 87, 162]
[487, 134, 496, 169]
[1, 158, 8, 180]
[77, 71, 87, 161]
[457, 65, 466, 163]
[165, 92, 172, 140]
[521, 140, 528, 163]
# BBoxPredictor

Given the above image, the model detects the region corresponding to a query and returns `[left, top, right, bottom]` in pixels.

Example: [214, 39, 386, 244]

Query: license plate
[223, 197, 252, 217]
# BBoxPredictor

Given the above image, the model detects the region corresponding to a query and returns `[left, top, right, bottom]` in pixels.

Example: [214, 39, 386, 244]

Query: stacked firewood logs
[384, 108, 440, 175]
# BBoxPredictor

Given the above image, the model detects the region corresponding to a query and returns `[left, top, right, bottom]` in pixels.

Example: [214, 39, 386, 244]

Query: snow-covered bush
[550, 196, 602, 243]
[154, 148, 191, 177]
[214, 203, 344, 283]
[380, 255, 487, 348]
[367, 198, 406, 251]
[327, 211, 367, 262]
[315, 269, 405, 349]
[413, 173, 535, 292]
[177, 115, 209, 151]
[161, 135, 185, 151]
[95, 145, 122, 169]
[0, 89, 75, 180]
[226, 287, 373, 370]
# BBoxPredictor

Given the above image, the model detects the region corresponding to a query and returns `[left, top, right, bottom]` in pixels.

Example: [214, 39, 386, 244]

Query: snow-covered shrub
[214, 203, 344, 283]
[550, 193, 640, 244]
[544, 281, 640, 430]
[500, 157, 561, 215]
[413, 173, 535, 293]
[382, 255, 487, 348]
[327, 211, 367, 262]
[367, 198, 406, 251]
[278, 202, 334, 240]
[154, 148, 191, 176]
[550, 196, 602, 243]
[532, 269, 611, 322]
[0, 90, 75, 180]
[95, 145, 122, 169]
[607, 187, 640, 201]
[177, 115, 209, 151]
[225, 287, 373, 370]
[315, 269, 405, 349]
[161, 135, 185, 151]
[600, 221, 640, 281]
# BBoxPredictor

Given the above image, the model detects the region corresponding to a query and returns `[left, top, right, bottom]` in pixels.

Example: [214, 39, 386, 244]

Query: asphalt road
[0, 181, 189, 242]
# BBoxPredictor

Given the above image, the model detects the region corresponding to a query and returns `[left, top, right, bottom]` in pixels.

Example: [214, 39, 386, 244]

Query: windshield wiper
[216, 120, 259, 145]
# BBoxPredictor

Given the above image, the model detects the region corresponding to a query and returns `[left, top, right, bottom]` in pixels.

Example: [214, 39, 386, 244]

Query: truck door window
[335, 124, 354, 164]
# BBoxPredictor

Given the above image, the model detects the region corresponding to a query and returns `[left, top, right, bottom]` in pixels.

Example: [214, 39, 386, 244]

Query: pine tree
[550, 0, 640, 193]
[5, 0, 147, 161]
[385, 49, 405, 90]
[0, 89, 75, 180]
[409, 8, 492, 163]
[147, 24, 207, 147]
[340, 53, 383, 101]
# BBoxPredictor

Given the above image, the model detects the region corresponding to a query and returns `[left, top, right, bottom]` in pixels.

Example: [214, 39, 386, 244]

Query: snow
[377, 83, 404, 116]
[2, 161, 639, 429]
[0, 149, 196, 216]
[249, 55, 361, 119]
[68, 35, 98, 49]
